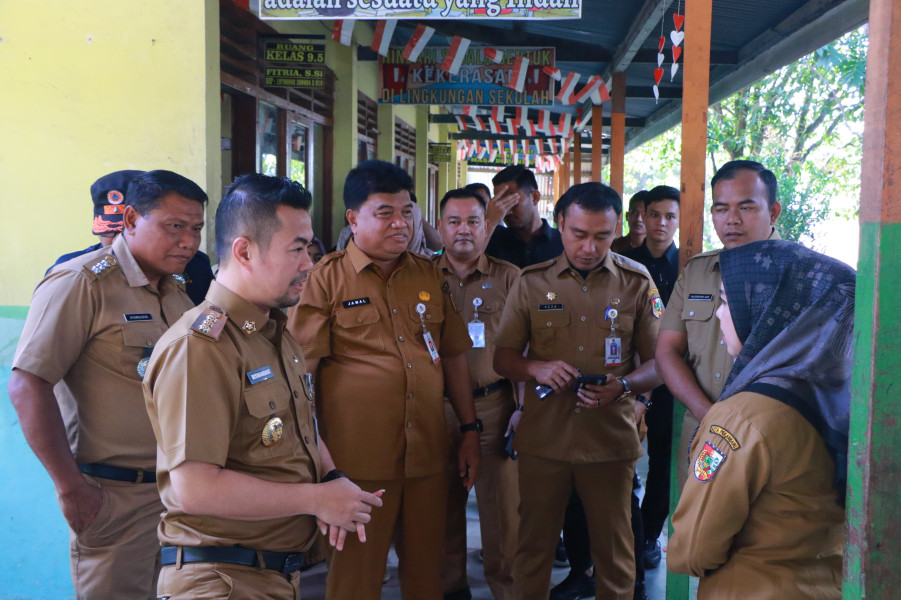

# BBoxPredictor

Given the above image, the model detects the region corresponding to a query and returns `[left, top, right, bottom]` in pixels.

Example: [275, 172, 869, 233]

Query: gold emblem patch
[419, 291, 431, 301]
[547, 291, 557, 301]
[243, 320, 257, 334]
[709, 425, 741, 450]
[261, 417, 284, 447]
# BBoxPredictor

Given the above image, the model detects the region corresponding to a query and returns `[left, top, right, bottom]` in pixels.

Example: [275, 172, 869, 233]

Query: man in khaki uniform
[9, 170, 208, 599]
[609, 191, 648, 255]
[289, 160, 480, 600]
[144, 174, 382, 599]
[656, 160, 782, 483]
[494, 182, 663, 600]
[435, 188, 520, 600]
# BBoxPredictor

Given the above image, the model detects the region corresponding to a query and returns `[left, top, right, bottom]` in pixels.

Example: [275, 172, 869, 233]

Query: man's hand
[59, 478, 104, 534]
[486, 186, 520, 231]
[504, 409, 522, 438]
[314, 478, 383, 549]
[530, 360, 580, 392]
[317, 488, 385, 551]
[458, 432, 481, 491]
[634, 400, 648, 426]
[575, 376, 624, 409]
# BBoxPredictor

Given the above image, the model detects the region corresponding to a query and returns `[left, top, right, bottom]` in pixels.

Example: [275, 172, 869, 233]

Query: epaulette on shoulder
[172, 273, 187, 289]
[521, 256, 558, 275]
[687, 248, 721, 262]
[486, 255, 520, 274]
[315, 250, 345, 269]
[610, 253, 652, 278]
[189, 305, 227, 340]
[82, 254, 120, 280]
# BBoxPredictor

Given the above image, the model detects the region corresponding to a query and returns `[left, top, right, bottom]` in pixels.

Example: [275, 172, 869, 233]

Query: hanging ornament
[670, 1, 684, 82]
[673, 12, 685, 31]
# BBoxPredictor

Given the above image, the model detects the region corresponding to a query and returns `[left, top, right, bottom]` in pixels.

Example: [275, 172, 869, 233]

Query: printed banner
[260, 1, 581, 20]
[379, 46, 555, 106]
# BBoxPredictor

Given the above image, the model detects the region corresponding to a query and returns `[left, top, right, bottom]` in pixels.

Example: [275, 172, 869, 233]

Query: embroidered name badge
[688, 294, 714, 301]
[538, 303, 564, 311]
[694, 442, 726, 482]
[481, 282, 493, 289]
[709, 425, 741, 450]
[124, 313, 153, 322]
[246, 365, 275, 385]
[342, 297, 371, 308]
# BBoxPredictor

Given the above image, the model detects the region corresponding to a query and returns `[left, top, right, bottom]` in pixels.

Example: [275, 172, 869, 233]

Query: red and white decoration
[484, 47, 504, 64]
[332, 20, 354, 46]
[556, 71, 581, 104]
[507, 56, 530, 93]
[371, 20, 397, 56]
[402, 23, 435, 62]
[439, 35, 471, 75]
[671, 11, 684, 81]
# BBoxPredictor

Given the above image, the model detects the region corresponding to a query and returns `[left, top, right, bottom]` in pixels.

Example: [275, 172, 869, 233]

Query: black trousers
[640, 386, 674, 544]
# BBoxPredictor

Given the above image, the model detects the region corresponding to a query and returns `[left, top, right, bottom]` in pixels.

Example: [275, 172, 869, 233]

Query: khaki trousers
[442, 389, 519, 600]
[514, 455, 635, 600]
[70, 475, 162, 600]
[157, 562, 299, 600]
[326, 472, 447, 600]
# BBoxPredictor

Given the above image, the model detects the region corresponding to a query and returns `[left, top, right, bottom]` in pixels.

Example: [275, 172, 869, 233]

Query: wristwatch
[637, 395, 652, 409]
[460, 419, 484, 433]
[616, 376, 631, 400]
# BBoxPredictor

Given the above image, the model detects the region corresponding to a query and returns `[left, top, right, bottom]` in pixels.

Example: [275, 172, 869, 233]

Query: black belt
[160, 546, 304, 575]
[79, 463, 156, 483]
[473, 379, 510, 397]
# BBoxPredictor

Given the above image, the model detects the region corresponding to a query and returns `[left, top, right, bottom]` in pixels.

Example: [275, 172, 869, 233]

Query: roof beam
[605, 0, 676, 80]
[433, 113, 646, 128]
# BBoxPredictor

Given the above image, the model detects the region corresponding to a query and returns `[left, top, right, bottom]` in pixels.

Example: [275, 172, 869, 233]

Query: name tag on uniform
[688, 294, 714, 301]
[342, 297, 371, 308]
[124, 313, 153, 322]
[246, 365, 275, 385]
[538, 303, 564, 311]
[605, 337, 622, 367]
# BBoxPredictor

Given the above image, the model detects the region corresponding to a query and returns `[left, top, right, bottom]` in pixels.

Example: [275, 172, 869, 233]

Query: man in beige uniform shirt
[289, 160, 480, 600]
[9, 170, 208, 599]
[494, 182, 663, 600]
[144, 174, 382, 599]
[656, 160, 782, 484]
[435, 188, 520, 600]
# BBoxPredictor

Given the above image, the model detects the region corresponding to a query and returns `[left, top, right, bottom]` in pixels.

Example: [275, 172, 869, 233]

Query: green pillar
[331, 38, 358, 242]
[377, 102, 396, 164]
[415, 105, 430, 210]
[844, 1, 901, 597]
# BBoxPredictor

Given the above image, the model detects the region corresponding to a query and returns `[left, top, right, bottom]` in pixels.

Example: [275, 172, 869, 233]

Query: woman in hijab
[668, 239, 854, 600]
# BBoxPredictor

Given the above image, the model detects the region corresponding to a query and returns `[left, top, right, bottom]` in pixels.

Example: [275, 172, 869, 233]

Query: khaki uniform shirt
[661, 228, 782, 403]
[494, 252, 660, 463]
[144, 281, 321, 552]
[433, 253, 519, 390]
[668, 391, 843, 600]
[13, 234, 192, 470]
[289, 241, 473, 480]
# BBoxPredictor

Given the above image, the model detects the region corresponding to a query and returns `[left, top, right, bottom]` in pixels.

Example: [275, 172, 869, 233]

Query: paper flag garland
[439, 36, 470, 75]
[543, 66, 562, 81]
[557, 72, 581, 105]
[332, 20, 354, 46]
[507, 56, 530, 93]
[371, 20, 396, 56]
[484, 47, 504, 63]
[454, 116, 468, 131]
[403, 24, 435, 62]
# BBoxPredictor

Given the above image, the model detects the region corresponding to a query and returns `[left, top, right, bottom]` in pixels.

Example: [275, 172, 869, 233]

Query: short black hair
[711, 160, 778, 207]
[626, 190, 649, 212]
[440, 188, 486, 216]
[215, 174, 313, 262]
[464, 182, 491, 201]
[554, 182, 622, 221]
[644, 185, 680, 208]
[126, 170, 208, 215]
[492, 164, 538, 194]
[344, 160, 414, 211]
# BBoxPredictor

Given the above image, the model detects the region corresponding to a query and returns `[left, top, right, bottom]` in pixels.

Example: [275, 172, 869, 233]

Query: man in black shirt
[484, 165, 562, 268]
[623, 185, 681, 584]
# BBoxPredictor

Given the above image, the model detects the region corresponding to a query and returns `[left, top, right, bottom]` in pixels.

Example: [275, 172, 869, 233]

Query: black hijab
[719, 240, 855, 504]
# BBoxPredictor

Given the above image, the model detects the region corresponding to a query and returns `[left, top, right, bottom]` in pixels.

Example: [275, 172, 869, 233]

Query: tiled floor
[299, 448, 670, 599]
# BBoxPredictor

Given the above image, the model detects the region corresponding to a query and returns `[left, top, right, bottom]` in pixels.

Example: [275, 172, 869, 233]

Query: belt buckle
[282, 553, 303, 574]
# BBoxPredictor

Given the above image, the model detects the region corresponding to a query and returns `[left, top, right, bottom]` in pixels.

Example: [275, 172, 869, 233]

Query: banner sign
[263, 40, 326, 64]
[261, 38, 327, 89]
[260, 1, 581, 20]
[428, 143, 453, 163]
[264, 66, 327, 88]
[380, 46, 555, 106]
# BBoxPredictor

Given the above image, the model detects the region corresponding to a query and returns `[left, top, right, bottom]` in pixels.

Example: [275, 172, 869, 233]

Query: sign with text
[263, 40, 326, 65]
[264, 66, 327, 89]
[380, 46, 555, 106]
[428, 143, 453, 163]
[260, 1, 581, 20]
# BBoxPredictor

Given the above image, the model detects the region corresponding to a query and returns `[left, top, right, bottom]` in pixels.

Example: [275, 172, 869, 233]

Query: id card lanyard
[468, 297, 486, 348]
[604, 305, 622, 367]
[416, 303, 441, 364]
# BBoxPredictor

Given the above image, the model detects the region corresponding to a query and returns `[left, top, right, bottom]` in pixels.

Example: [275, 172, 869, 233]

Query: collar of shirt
[706, 228, 781, 273]
[346, 239, 411, 277]
[112, 234, 185, 296]
[435, 252, 490, 280]
[205, 280, 283, 339]
[550, 251, 620, 282]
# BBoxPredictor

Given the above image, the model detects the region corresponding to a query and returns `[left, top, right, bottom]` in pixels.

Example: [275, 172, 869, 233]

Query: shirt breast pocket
[121, 321, 164, 378]
[242, 380, 297, 461]
[682, 299, 716, 354]
[408, 302, 445, 339]
[333, 305, 385, 355]
[530, 311, 571, 358]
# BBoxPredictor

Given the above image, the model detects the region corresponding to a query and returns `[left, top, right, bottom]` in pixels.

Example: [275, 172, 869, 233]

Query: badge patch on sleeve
[709, 425, 741, 450]
[649, 289, 664, 319]
[694, 442, 726, 482]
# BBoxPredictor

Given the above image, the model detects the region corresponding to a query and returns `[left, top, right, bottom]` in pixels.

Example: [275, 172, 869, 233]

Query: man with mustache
[289, 160, 480, 600]
[9, 170, 207, 599]
[610, 191, 648, 255]
[435, 188, 520, 600]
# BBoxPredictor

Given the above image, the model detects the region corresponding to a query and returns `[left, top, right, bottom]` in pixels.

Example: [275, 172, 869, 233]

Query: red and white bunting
[533, 139, 542, 155]
[468, 143, 478, 158]
[562, 138, 569, 154]
[505, 118, 516, 135]
[332, 20, 354, 46]
[516, 107, 528, 129]
[371, 20, 397, 56]
[496, 140, 504, 153]
[484, 47, 504, 63]
[598, 80, 611, 102]
[538, 110, 551, 134]
[508, 140, 516, 154]
[522, 120, 535, 137]
[558, 113, 572, 139]
[403, 24, 435, 62]
[489, 149, 498, 162]
[457, 140, 466, 151]
[439, 35, 471, 75]
[521, 140, 528, 154]
[507, 56, 530, 93]
[473, 116, 486, 131]
[491, 106, 505, 122]
[478, 144, 489, 159]
[548, 139, 557, 154]
[556, 72, 581, 104]
[489, 119, 501, 134]
[461, 105, 477, 117]
[454, 116, 468, 131]
[542, 66, 562, 81]
[553, 154, 562, 168]
[573, 75, 602, 104]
